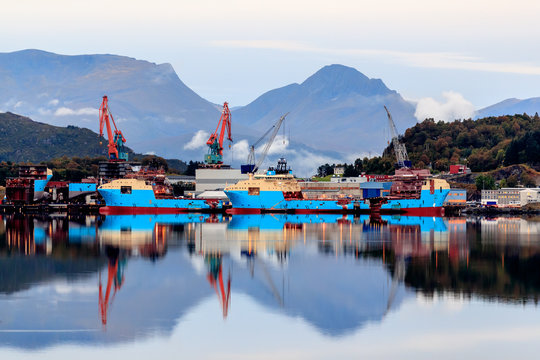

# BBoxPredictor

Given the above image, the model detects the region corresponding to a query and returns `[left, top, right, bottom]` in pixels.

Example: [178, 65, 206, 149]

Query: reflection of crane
[98, 249, 125, 326]
[241, 250, 285, 307]
[206, 255, 231, 318]
[205, 102, 233, 167]
[99, 96, 128, 161]
[384, 257, 406, 316]
[384, 106, 410, 169]
[256, 257, 284, 307]
[242, 113, 288, 174]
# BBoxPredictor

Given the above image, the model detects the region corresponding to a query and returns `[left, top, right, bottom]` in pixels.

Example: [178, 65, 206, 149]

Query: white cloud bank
[414, 91, 475, 122]
[212, 40, 540, 76]
[54, 107, 99, 116]
[184, 130, 210, 150]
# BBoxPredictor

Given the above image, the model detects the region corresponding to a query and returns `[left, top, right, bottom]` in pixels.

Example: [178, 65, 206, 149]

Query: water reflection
[0, 213, 539, 350]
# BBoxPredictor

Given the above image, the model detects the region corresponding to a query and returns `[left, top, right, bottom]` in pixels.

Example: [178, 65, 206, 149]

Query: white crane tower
[384, 105, 411, 169]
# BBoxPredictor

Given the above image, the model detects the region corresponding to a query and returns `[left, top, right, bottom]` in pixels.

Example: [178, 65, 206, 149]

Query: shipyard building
[481, 188, 540, 207]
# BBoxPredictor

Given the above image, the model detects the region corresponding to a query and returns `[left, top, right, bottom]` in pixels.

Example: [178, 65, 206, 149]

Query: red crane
[205, 102, 232, 166]
[99, 96, 128, 161]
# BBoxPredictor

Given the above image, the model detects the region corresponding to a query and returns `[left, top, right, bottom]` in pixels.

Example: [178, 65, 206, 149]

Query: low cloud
[231, 139, 250, 160]
[38, 108, 52, 115]
[345, 152, 371, 163]
[48, 99, 59, 106]
[414, 91, 475, 122]
[184, 130, 210, 150]
[264, 135, 289, 155]
[54, 107, 99, 116]
[251, 137, 344, 177]
[288, 149, 343, 177]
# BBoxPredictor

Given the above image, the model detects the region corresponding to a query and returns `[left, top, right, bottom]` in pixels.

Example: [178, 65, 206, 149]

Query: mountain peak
[301, 64, 394, 98]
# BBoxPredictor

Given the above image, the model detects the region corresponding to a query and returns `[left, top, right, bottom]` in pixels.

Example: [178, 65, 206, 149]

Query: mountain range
[0, 49, 220, 158]
[0, 49, 538, 175]
[232, 64, 416, 154]
[476, 97, 540, 119]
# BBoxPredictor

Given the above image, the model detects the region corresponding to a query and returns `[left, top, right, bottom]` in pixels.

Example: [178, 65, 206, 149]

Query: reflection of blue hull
[225, 188, 450, 215]
[101, 214, 220, 232]
[378, 215, 447, 232]
[228, 214, 447, 233]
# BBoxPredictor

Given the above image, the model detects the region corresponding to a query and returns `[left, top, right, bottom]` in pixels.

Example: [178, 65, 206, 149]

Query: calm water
[1, 213, 540, 359]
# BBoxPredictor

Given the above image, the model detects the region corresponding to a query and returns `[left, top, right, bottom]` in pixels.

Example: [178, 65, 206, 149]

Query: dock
[0, 203, 104, 215]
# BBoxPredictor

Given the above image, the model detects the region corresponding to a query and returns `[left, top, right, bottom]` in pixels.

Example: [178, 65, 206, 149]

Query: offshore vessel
[224, 159, 450, 216]
[98, 171, 223, 214]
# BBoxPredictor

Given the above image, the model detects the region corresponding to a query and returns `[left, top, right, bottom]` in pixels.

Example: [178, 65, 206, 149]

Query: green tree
[521, 173, 536, 188]
[476, 175, 496, 190]
[184, 161, 202, 176]
[506, 174, 518, 188]
[317, 164, 334, 177]
[343, 164, 358, 177]
[142, 155, 168, 171]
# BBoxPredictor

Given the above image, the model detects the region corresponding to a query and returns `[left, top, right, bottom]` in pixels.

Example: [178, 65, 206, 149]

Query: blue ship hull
[224, 188, 450, 216]
[33, 174, 53, 201]
[98, 188, 222, 214]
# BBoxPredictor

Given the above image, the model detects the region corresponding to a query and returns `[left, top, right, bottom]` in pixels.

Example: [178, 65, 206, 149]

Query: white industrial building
[520, 189, 539, 206]
[195, 168, 248, 193]
[481, 188, 540, 207]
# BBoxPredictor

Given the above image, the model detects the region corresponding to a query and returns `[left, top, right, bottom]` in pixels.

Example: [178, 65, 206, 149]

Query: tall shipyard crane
[99, 96, 128, 161]
[205, 102, 233, 167]
[384, 105, 411, 169]
[241, 113, 288, 174]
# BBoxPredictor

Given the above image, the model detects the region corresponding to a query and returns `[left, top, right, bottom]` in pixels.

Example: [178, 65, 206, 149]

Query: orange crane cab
[99, 96, 128, 161]
[205, 102, 232, 167]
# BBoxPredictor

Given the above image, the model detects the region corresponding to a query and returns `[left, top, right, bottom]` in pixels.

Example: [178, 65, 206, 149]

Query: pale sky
[2, 0, 540, 108]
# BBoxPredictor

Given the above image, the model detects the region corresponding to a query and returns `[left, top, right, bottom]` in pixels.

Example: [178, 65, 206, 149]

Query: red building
[449, 164, 471, 175]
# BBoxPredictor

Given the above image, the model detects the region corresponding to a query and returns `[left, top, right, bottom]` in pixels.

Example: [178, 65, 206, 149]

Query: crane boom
[99, 96, 128, 161]
[242, 123, 278, 173]
[254, 113, 288, 173]
[384, 106, 410, 168]
[205, 102, 232, 166]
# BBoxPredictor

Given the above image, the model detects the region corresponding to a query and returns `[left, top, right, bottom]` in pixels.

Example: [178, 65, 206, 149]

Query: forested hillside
[317, 113, 540, 177]
[0, 112, 127, 162]
[0, 112, 187, 184]
[402, 113, 540, 172]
